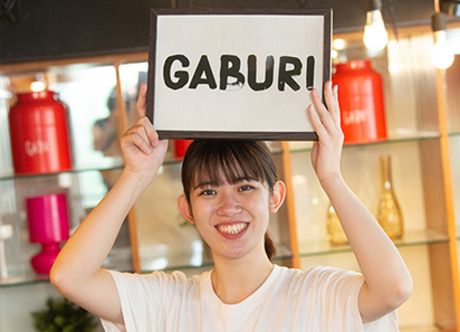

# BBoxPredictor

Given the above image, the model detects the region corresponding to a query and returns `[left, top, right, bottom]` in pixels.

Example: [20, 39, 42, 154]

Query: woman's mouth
[216, 222, 249, 236]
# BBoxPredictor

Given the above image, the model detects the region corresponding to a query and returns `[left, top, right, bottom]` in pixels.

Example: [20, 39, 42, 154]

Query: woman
[51, 81, 412, 331]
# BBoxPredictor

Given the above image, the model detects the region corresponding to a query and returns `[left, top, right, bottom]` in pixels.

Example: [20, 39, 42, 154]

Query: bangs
[192, 143, 263, 187]
[182, 140, 277, 198]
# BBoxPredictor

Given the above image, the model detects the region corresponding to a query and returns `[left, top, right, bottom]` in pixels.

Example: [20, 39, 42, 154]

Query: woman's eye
[239, 185, 255, 192]
[200, 189, 216, 196]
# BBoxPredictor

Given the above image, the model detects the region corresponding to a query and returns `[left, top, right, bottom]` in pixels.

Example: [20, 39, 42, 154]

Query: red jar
[332, 60, 387, 144]
[174, 139, 193, 159]
[8, 91, 72, 174]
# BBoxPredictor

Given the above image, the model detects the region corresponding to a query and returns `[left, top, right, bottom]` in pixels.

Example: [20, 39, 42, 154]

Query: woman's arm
[308, 81, 413, 323]
[50, 88, 168, 323]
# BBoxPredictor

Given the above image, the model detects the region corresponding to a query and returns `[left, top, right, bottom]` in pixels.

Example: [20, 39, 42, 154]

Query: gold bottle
[377, 155, 404, 239]
[326, 203, 348, 245]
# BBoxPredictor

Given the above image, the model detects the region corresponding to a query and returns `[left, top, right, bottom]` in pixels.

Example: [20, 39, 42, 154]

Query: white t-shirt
[101, 265, 398, 332]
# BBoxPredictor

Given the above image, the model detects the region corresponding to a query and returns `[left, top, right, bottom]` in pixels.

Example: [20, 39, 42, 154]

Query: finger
[310, 88, 334, 131]
[125, 121, 151, 146]
[136, 84, 148, 118]
[123, 131, 152, 154]
[324, 81, 340, 126]
[307, 105, 328, 141]
[139, 117, 160, 147]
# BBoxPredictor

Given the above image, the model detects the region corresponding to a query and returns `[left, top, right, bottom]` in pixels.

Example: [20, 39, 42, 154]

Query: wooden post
[114, 62, 142, 273]
[281, 141, 300, 268]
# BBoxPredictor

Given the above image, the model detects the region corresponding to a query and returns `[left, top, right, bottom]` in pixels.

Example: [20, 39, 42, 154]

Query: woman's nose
[216, 192, 242, 216]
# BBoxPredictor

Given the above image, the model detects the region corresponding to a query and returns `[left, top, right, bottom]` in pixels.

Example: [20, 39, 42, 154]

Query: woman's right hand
[120, 85, 168, 177]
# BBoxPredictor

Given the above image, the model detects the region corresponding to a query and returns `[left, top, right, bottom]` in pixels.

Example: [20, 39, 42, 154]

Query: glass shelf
[2, 133, 437, 182]
[0, 273, 49, 288]
[298, 229, 448, 258]
[1, 231, 445, 289]
[0, 159, 125, 181]
[400, 326, 440, 332]
[0, 245, 292, 288]
[449, 131, 460, 138]
[288, 132, 441, 154]
[140, 244, 292, 274]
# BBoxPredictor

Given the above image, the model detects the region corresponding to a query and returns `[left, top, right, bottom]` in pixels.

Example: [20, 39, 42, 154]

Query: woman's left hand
[307, 80, 344, 185]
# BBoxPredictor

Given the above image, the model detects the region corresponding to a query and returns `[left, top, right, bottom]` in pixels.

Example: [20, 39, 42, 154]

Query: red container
[332, 60, 387, 144]
[174, 139, 193, 159]
[8, 91, 72, 174]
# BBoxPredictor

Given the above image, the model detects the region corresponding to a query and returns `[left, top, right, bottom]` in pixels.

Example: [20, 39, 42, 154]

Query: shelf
[448, 131, 460, 138]
[1, 133, 437, 181]
[0, 158, 124, 181]
[400, 327, 440, 332]
[298, 229, 448, 258]
[1, 230, 446, 288]
[0, 273, 49, 288]
[288, 132, 441, 154]
[140, 244, 292, 274]
[0, 245, 292, 288]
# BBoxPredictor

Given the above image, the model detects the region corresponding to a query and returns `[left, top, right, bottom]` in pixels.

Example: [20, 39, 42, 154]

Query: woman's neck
[210, 250, 274, 304]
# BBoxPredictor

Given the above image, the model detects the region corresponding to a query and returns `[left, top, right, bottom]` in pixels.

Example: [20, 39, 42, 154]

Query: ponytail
[264, 232, 276, 260]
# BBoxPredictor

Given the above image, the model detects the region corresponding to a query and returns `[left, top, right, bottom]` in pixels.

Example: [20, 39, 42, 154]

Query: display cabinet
[1, 26, 460, 332]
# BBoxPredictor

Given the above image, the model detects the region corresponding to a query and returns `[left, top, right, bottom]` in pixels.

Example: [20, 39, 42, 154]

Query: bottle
[8, 91, 72, 174]
[326, 203, 348, 245]
[377, 155, 403, 239]
[332, 59, 387, 144]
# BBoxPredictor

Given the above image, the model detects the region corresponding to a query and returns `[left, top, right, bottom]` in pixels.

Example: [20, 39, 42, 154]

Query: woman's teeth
[217, 223, 248, 235]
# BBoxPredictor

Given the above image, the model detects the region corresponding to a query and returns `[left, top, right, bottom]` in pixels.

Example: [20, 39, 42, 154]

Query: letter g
[163, 55, 190, 90]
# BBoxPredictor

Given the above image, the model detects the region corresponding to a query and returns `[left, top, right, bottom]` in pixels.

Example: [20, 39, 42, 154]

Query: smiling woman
[50, 81, 412, 332]
[178, 140, 284, 261]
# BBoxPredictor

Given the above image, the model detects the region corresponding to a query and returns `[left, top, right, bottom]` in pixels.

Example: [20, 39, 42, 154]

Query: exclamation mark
[306, 56, 315, 91]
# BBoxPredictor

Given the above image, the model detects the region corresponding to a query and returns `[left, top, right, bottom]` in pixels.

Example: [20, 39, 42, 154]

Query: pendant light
[363, 0, 389, 52]
[432, 10, 454, 69]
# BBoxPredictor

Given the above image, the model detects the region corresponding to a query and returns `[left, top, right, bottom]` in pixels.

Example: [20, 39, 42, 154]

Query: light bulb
[363, 10, 389, 52]
[432, 30, 454, 69]
[333, 38, 347, 51]
[30, 81, 46, 92]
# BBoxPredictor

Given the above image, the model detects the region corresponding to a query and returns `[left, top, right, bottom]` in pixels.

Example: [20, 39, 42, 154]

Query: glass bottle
[326, 203, 348, 245]
[377, 155, 404, 239]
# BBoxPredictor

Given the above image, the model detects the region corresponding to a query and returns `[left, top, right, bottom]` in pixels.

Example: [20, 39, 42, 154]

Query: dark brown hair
[181, 140, 278, 260]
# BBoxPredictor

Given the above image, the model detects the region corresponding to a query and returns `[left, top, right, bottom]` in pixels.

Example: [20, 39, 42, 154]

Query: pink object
[26, 193, 70, 275]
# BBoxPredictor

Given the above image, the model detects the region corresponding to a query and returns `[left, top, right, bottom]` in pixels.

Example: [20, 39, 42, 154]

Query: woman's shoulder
[107, 269, 209, 289]
[274, 265, 362, 287]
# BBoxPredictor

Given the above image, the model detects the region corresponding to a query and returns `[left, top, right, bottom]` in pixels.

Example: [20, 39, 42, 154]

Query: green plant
[32, 297, 97, 332]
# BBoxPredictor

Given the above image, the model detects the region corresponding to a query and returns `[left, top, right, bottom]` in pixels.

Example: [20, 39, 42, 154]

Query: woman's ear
[178, 193, 195, 224]
[269, 180, 286, 213]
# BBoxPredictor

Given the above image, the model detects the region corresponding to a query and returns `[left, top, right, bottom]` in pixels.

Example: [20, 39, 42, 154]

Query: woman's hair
[181, 140, 279, 260]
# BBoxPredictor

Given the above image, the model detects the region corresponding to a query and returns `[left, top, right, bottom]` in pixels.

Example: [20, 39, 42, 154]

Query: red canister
[8, 91, 72, 174]
[174, 139, 193, 159]
[332, 60, 387, 144]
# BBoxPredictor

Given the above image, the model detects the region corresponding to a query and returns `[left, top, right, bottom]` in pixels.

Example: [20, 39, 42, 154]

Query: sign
[147, 9, 332, 140]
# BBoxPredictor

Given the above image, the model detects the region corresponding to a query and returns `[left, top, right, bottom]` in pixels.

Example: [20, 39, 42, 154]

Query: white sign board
[147, 9, 332, 140]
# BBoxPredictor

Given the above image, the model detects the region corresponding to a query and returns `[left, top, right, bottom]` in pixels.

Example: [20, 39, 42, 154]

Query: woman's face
[179, 174, 285, 261]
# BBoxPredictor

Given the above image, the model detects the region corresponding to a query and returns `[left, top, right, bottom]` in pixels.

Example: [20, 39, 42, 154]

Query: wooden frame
[146, 8, 332, 140]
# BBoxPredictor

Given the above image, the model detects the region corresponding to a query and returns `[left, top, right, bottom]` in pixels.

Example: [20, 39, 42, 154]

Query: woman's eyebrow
[193, 180, 219, 190]
[231, 177, 257, 184]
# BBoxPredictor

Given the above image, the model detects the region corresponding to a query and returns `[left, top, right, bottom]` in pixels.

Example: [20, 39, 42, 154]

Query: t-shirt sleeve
[100, 270, 187, 332]
[307, 266, 398, 332]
